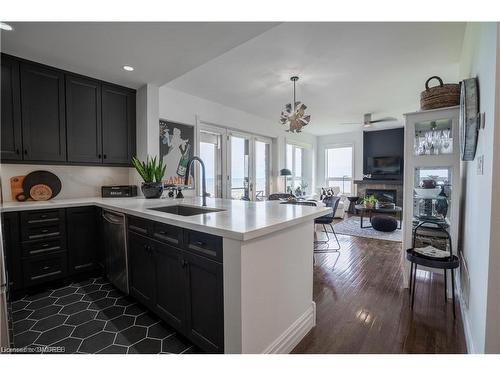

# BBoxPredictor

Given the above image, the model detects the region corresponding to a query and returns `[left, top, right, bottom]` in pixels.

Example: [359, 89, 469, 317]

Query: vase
[364, 203, 374, 209]
[141, 182, 164, 199]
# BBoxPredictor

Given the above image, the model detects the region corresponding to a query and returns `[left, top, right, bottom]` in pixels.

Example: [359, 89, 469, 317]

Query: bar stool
[406, 221, 460, 318]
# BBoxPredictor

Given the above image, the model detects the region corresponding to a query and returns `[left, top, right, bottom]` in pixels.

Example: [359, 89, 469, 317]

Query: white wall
[316, 130, 363, 192]
[458, 22, 499, 354]
[158, 86, 317, 194]
[0, 164, 131, 202]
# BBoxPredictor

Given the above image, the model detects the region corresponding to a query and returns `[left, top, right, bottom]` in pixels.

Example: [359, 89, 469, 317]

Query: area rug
[332, 216, 402, 242]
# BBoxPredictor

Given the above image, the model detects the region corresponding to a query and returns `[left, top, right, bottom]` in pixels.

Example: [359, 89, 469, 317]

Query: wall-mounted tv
[366, 156, 402, 176]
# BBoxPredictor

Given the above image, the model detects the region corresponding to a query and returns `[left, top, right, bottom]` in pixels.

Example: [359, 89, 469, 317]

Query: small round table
[354, 204, 402, 229]
[346, 196, 359, 214]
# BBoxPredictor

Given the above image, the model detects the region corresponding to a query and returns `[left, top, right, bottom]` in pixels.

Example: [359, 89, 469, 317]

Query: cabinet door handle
[103, 154, 107, 159]
[98, 154, 102, 159]
[15, 149, 20, 155]
[24, 149, 28, 155]
[182, 260, 188, 268]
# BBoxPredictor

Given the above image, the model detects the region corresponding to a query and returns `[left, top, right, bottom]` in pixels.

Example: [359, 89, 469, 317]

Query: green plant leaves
[131, 156, 166, 183]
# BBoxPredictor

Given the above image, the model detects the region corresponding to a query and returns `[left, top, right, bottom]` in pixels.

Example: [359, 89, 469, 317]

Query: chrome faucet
[184, 156, 207, 206]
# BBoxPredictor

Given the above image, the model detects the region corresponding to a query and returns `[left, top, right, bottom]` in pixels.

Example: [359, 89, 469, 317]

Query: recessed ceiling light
[0, 22, 13, 31]
[123, 65, 134, 72]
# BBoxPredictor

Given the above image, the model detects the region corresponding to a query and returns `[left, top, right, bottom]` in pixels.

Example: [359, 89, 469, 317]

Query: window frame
[324, 143, 355, 195]
[286, 142, 306, 192]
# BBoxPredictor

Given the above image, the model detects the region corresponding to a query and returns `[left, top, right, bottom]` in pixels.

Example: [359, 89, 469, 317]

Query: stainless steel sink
[148, 205, 225, 216]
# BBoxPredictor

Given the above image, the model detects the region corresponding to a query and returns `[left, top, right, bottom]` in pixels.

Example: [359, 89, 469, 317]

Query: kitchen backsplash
[0, 164, 132, 202]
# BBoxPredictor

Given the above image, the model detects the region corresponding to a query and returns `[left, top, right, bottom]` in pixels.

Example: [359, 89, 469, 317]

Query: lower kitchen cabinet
[128, 232, 156, 309]
[1, 212, 22, 292]
[183, 250, 224, 353]
[66, 206, 98, 273]
[154, 241, 186, 332]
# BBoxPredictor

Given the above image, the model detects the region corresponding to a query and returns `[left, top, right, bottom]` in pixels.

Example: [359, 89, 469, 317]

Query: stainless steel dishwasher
[102, 209, 129, 294]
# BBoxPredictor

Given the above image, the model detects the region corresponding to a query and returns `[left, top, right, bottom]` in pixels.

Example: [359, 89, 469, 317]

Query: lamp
[280, 168, 292, 192]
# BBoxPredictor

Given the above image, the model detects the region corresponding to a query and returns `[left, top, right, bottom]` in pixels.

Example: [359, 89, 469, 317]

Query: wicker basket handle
[425, 76, 444, 91]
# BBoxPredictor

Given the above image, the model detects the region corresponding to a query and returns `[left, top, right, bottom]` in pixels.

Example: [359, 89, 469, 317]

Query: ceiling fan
[342, 113, 398, 128]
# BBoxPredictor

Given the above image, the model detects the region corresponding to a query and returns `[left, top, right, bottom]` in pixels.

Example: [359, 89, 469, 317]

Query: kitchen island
[1, 197, 330, 353]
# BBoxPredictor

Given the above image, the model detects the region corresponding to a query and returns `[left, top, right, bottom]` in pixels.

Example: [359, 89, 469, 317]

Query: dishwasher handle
[102, 210, 126, 225]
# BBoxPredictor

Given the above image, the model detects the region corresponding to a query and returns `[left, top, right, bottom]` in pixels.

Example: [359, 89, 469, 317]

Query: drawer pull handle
[31, 270, 61, 280]
[30, 246, 61, 255]
[42, 266, 51, 270]
[129, 225, 147, 234]
[28, 232, 60, 239]
[27, 217, 59, 224]
[154, 232, 179, 244]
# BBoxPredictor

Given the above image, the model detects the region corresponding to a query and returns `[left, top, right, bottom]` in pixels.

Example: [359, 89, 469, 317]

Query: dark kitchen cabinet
[20, 63, 66, 162]
[183, 250, 224, 353]
[1, 212, 23, 293]
[66, 206, 98, 273]
[128, 232, 156, 309]
[1, 56, 22, 161]
[154, 241, 186, 332]
[0, 53, 136, 167]
[66, 75, 102, 163]
[102, 84, 136, 165]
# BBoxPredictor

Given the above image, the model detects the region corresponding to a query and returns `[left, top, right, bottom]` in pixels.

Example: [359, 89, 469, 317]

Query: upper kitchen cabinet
[1, 56, 22, 161]
[66, 75, 102, 163]
[0, 54, 136, 166]
[20, 62, 67, 162]
[102, 84, 136, 165]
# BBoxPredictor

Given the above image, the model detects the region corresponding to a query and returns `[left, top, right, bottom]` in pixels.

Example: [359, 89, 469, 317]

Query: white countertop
[0, 197, 330, 241]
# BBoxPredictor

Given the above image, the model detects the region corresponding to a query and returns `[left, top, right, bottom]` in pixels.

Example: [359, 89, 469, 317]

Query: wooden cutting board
[10, 175, 27, 201]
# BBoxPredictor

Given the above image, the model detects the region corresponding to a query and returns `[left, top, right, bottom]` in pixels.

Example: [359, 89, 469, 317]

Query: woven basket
[420, 76, 460, 110]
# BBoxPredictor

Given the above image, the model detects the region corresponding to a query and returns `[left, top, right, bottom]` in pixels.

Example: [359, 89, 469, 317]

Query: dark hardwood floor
[292, 230, 467, 354]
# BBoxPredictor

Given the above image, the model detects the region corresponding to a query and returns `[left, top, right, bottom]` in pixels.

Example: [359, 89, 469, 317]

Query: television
[366, 156, 402, 176]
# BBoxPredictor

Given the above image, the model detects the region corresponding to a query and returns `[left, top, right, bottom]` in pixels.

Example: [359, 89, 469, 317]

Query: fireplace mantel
[354, 179, 403, 185]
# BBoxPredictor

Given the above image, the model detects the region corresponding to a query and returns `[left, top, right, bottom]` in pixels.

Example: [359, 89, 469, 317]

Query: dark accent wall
[363, 128, 404, 180]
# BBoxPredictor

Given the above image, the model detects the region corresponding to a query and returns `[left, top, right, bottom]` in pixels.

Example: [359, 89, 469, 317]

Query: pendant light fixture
[279, 76, 311, 133]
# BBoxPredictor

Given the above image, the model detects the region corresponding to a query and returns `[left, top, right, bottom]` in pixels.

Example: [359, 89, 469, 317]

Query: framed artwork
[159, 119, 195, 185]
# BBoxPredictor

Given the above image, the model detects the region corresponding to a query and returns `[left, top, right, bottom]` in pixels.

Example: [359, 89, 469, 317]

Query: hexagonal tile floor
[11, 277, 203, 354]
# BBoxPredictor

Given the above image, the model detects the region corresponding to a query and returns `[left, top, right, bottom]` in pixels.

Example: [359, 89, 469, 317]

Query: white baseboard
[262, 302, 316, 354]
[458, 289, 476, 354]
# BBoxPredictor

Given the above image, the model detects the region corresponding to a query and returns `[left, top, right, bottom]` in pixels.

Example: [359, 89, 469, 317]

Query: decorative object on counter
[459, 77, 480, 161]
[10, 170, 62, 202]
[361, 194, 378, 209]
[279, 76, 311, 133]
[159, 119, 195, 185]
[420, 76, 460, 110]
[168, 188, 175, 198]
[132, 156, 166, 199]
[101, 185, 138, 198]
[375, 201, 396, 210]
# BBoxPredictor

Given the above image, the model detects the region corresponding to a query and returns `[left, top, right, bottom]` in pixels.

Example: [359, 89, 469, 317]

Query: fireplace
[366, 189, 397, 204]
[354, 179, 403, 208]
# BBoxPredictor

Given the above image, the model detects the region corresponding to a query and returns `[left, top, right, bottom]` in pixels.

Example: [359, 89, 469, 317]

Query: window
[325, 145, 354, 194]
[286, 143, 306, 193]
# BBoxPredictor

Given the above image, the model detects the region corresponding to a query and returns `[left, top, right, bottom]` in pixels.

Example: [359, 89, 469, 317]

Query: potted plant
[131, 156, 166, 199]
[362, 195, 378, 209]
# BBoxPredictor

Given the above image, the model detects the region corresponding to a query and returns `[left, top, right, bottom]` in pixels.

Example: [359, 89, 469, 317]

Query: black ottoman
[371, 215, 398, 232]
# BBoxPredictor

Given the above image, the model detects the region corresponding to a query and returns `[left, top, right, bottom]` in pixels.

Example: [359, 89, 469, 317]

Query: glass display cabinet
[402, 106, 461, 291]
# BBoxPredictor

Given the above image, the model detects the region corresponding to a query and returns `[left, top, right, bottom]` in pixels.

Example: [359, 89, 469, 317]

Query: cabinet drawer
[20, 209, 64, 226]
[21, 223, 63, 241]
[128, 215, 151, 236]
[22, 238, 65, 257]
[152, 222, 182, 246]
[23, 252, 67, 286]
[184, 230, 222, 262]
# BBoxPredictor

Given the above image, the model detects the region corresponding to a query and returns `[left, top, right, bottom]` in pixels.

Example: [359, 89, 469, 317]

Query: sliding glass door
[198, 122, 272, 201]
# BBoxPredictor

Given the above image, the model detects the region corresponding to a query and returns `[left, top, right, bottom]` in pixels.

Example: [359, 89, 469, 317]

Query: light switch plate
[477, 154, 484, 175]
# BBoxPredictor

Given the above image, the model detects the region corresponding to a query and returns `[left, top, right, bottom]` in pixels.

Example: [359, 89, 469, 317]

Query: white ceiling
[165, 22, 466, 135]
[1, 22, 466, 136]
[0, 22, 278, 88]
